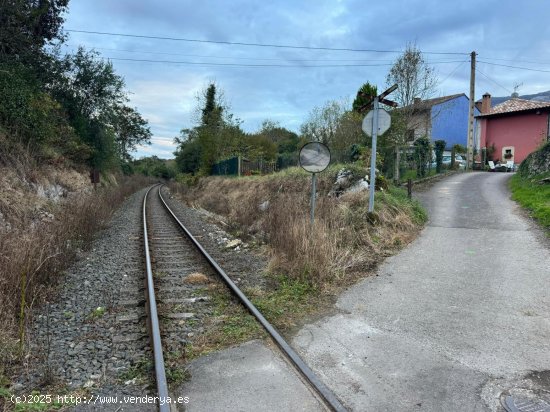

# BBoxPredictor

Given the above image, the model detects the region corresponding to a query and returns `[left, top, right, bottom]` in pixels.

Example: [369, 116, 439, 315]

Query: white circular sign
[299, 142, 331, 173]
[362, 109, 391, 136]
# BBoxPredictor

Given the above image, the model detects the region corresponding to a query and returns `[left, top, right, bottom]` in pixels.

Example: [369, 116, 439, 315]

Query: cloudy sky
[61, 1, 550, 159]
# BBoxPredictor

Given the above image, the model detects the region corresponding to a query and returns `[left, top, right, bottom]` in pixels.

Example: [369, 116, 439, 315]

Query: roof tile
[477, 98, 550, 117]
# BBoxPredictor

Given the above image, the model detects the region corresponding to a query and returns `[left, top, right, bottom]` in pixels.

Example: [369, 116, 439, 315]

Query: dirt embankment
[0, 156, 151, 389]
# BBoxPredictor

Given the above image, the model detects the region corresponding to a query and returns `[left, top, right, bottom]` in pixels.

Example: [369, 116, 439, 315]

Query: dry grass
[183, 273, 211, 284]
[0, 159, 154, 386]
[169, 165, 427, 290]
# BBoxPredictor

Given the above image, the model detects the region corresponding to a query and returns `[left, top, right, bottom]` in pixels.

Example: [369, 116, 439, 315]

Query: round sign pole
[310, 173, 317, 224]
[368, 97, 379, 213]
[299, 142, 331, 225]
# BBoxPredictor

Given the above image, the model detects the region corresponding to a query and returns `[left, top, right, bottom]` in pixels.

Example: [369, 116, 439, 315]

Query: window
[406, 129, 415, 142]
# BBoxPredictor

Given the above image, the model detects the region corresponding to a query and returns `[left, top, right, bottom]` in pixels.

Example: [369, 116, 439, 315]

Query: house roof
[400, 93, 468, 113]
[397, 93, 468, 114]
[476, 98, 550, 117]
[419, 93, 466, 107]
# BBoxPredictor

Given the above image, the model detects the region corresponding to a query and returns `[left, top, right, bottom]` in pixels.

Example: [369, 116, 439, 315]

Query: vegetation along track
[140, 184, 348, 412]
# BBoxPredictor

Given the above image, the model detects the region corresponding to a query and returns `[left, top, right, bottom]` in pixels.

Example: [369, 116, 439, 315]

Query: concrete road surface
[293, 172, 550, 411]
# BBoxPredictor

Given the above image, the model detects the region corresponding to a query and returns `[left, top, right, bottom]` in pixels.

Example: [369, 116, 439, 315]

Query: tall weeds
[170, 166, 426, 290]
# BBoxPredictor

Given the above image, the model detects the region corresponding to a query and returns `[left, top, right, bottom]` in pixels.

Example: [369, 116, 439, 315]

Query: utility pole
[467, 51, 476, 170]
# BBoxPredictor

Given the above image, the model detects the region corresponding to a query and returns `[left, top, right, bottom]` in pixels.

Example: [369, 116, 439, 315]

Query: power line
[439, 60, 468, 85]
[66, 29, 470, 55]
[66, 44, 462, 64]
[475, 67, 513, 94]
[104, 56, 466, 68]
[478, 56, 550, 65]
[477, 60, 550, 73]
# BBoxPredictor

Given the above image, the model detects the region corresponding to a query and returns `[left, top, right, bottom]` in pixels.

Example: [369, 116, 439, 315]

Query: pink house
[476, 93, 550, 164]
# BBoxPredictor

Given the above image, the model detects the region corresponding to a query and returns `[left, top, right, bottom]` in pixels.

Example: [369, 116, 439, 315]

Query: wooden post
[467, 51, 476, 169]
[407, 179, 412, 199]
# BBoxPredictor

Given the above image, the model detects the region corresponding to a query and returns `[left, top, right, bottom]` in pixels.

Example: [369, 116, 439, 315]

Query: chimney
[475, 101, 482, 112]
[413, 97, 421, 104]
[481, 93, 491, 114]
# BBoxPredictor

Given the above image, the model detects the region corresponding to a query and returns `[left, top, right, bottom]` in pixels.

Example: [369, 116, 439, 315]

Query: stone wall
[518, 142, 550, 177]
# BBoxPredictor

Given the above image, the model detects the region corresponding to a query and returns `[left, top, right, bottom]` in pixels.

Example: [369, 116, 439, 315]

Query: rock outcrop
[518, 143, 550, 177]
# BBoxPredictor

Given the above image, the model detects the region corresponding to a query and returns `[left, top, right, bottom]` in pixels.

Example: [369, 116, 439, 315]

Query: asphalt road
[293, 172, 550, 411]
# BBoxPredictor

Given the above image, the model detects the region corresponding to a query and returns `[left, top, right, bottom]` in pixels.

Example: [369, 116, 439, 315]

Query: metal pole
[368, 97, 379, 212]
[310, 173, 317, 224]
[467, 51, 476, 170]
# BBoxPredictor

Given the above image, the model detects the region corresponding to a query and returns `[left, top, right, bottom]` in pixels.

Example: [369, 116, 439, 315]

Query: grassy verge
[177, 165, 426, 288]
[510, 172, 550, 230]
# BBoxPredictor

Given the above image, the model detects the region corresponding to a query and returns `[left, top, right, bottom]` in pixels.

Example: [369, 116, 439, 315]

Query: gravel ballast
[13, 184, 270, 410]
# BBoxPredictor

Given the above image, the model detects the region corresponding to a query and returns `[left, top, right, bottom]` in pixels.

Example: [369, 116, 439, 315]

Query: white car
[431, 155, 466, 169]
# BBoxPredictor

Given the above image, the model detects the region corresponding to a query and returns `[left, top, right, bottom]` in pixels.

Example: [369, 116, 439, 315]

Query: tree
[255, 119, 299, 154]
[174, 138, 201, 174]
[300, 99, 347, 145]
[300, 99, 367, 162]
[387, 43, 437, 108]
[0, 0, 68, 60]
[384, 43, 438, 181]
[49, 47, 151, 169]
[434, 139, 446, 173]
[55, 47, 126, 120]
[111, 105, 152, 161]
[352, 82, 378, 113]
[246, 134, 277, 161]
[174, 82, 245, 175]
[414, 137, 431, 178]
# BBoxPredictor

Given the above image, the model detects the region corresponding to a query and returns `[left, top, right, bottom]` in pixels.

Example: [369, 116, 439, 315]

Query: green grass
[164, 351, 191, 385]
[184, 285, 264, 360]
[510, 173, 550, 229]
[86, 306, 106, 321]
[377, 185, 428, 225]
[250, 275, 317, 328]
[118, 359, 152, 383]
[401, 168, 438, 182]
[186, 275, 319, 360]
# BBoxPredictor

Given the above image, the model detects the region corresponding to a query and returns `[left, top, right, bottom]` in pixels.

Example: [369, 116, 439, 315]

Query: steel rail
[143, 185, 170, 412]
[157, 186, 348, 412]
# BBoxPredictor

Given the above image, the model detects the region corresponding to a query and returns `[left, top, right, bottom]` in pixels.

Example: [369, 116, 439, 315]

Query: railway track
[142, 184, 347, 412]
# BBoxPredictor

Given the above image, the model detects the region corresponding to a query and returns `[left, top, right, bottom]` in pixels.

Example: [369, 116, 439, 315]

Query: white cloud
[65, 0, 550, 159]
